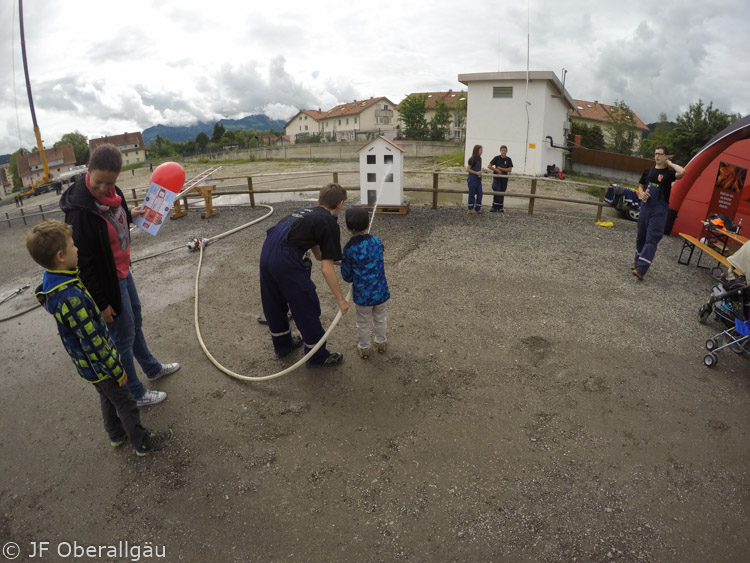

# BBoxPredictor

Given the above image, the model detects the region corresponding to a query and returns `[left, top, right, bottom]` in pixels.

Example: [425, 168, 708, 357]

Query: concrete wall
[187, 141, 462, 163]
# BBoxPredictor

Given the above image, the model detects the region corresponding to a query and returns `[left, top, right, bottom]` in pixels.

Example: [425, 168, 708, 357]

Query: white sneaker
[147, 362, 180, 381]
[136, 390, 167, 407]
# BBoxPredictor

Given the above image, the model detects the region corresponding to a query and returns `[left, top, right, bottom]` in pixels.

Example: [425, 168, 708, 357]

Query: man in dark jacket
[60, 144, 179, 407]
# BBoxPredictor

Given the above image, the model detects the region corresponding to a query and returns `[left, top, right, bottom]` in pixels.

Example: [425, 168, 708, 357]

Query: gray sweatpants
[355, 302, 388, 349]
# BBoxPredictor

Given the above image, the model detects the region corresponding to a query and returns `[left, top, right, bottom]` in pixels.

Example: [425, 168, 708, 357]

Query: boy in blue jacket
[26, 220, 172, 456]
[341, 207, 390, 359]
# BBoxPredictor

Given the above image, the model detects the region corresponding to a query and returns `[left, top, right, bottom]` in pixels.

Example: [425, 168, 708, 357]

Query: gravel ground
[0, 162, 749, 562]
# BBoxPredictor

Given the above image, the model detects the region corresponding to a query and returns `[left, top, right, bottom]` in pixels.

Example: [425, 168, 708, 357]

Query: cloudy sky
[1, 0, 748, 156]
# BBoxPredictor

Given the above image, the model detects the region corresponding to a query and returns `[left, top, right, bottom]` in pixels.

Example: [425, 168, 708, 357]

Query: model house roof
[357, 136, 406, 153]
[402, 90, 467, 109]
[570, 99, 649, 131]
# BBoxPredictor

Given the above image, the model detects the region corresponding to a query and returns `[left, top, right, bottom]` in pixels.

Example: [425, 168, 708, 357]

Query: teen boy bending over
[259, 183, 350, 366]
[27, 219, 173, 456]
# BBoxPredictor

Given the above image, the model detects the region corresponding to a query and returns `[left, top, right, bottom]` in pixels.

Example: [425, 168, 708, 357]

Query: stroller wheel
[698, 305, 712, 324]
[729, 340, 747, 355]
[706, 338, 718, 351]
[704, 353, 718, 368]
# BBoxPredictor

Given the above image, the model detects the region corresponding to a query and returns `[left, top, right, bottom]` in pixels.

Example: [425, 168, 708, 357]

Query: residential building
[90, 132, 147, 166]
[569, 99, 649, 153]
[0, 154, 10, 197]
[16, 144, 77, 188]
[285, 97, 399, 144]
[458, 71, 576, 176]
[403, 90, 467, 140]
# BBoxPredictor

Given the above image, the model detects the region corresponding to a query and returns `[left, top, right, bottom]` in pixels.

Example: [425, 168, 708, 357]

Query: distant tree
[54, 131, 88, 165]
[455, 95, 467, 140]
[398, 94, 429, 140]
[8, 149, 28, 190]
[669, 100, 740, 163]
[150, 135, 178, 158]
[639, 113, 674, 158]
[429, 100, 452, 141]
[195, 132, 209, 151]
[568, 122, 605, 150]
[211, 123, 226, 144]
[604, 99, 640, 155]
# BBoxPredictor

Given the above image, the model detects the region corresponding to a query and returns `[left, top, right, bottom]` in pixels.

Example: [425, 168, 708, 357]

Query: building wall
[462, 77, 571, 176]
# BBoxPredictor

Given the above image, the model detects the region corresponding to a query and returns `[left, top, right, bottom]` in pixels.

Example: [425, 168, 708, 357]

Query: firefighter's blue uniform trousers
[259, 220, 331, 364]
[634, 184, 667, 274]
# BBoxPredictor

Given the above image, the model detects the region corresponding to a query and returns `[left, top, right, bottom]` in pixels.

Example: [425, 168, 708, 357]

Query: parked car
[604, 183, 640, 221]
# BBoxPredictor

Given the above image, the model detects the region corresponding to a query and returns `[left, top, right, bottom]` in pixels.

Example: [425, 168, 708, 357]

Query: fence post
[333, 172, 339, 184]
[528, 178, 537, 215]
[596, 186, 605, 222]
[432, 173, 439, 210]
[39, 204, 45, 220]
[131, 189, 139, 207]
[5, 212, 10, 227]
[247, 176, 256, 208]
[20, 208, 27, 225]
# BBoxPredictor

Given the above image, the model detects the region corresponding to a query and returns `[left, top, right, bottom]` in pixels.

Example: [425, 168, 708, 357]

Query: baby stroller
[698, 271, 750, 367]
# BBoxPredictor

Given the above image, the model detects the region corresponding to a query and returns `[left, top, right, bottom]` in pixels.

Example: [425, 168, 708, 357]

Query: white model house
[458, 71, 576, 176]
[357, 136, 405, 206]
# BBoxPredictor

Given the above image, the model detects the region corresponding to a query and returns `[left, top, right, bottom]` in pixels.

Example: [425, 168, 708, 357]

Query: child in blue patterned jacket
[26, 219, 172, 457]
[341, 207, 390, 359]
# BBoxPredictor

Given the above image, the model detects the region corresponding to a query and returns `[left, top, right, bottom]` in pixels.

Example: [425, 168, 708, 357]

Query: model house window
[367, 173, 376, 183]
[367, 155, 376, 164]
[385, 173, 393, 183]
[384, 154, 393, 164]
[493, 86, 513, 98]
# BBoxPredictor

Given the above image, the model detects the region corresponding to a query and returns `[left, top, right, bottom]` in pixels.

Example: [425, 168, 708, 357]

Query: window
[384, 154, 393, 164]
[367, 155, 376, 164]
[385, 173, 393, 183]
[493, 86, 513, 98]
[383, 104, 389, 110]
[367, 173, 376, 183]
[338, 119, 342, 125]
[354, 118, 358, 124]
[346, 118, 349, 125]
[305, 125, 308, 131]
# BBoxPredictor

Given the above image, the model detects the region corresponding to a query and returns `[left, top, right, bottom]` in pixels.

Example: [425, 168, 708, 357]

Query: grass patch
[436, 151, 464, 167]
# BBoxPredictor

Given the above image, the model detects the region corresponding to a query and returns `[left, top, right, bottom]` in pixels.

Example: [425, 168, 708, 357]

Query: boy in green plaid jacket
[26, 220, 172, 456]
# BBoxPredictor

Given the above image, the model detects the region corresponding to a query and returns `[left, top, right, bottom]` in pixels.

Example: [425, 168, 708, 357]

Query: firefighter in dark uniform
[259, 183, 350, 366]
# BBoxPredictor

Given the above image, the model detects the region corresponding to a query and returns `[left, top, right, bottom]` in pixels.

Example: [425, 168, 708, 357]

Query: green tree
[604, 99, 640, 155]
[150, 135, 178, 158]
[211, 122, 226, 144]
[8, 149, 28, 190]
[454, 95, 467, 140]
[398, 94, 429, 140]
[669, 100, 740, 163]
[639, 113, 674, 158]
[429, 100, 452, 141]
[54, 131, 88, 164]
[195, 132, 209, 151]
[568, 122, 605, 150]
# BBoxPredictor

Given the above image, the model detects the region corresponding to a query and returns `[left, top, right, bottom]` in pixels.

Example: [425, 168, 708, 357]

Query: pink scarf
[86, 173, 122, 211]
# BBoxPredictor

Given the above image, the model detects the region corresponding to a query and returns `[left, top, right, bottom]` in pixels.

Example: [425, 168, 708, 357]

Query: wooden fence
[2, 170, 611, 228]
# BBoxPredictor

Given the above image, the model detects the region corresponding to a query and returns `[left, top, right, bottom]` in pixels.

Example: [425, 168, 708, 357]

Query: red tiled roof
[321, 97, 393, 119]
[402, 91, 467, 109]
[570, 99, 649, 131]
[90, 132, 146, 150]
[16, 145, 76, 177]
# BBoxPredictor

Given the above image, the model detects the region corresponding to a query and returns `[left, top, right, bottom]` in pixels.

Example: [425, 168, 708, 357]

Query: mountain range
[142, 114, 287, 145]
